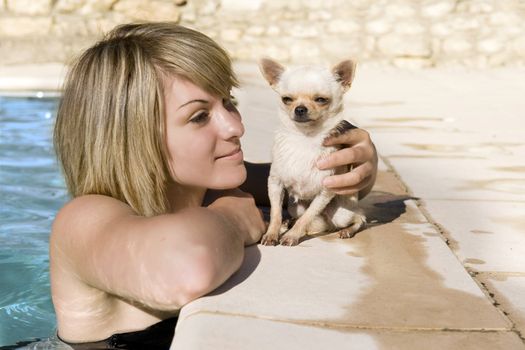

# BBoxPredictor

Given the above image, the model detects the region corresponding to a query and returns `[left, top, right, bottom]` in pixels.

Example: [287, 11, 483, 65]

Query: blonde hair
[54, 22, 239, 216]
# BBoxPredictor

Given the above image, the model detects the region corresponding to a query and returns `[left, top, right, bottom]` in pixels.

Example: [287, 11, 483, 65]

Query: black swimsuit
[58, 317, 178, 350]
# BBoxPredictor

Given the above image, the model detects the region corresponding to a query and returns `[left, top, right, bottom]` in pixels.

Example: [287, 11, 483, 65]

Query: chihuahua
[259, 58, 366, 246]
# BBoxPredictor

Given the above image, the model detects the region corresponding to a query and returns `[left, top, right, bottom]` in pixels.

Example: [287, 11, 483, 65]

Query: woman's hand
[207, 188, 266, 245]
[316, 128, 378, 198]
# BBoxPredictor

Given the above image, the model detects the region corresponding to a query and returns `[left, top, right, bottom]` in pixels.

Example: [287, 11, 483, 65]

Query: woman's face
[164, 76, 246, 190]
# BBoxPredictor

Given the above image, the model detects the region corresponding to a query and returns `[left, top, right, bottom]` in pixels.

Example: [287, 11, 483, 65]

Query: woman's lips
[217, 148, 243, 161]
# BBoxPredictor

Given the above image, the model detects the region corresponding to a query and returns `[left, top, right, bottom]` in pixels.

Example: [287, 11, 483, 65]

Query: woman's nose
[216, 107, 244, 139]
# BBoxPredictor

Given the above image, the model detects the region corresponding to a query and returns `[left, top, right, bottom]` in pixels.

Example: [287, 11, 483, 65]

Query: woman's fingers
[317, 145, 369, 170]
[322, 162, 375, 194]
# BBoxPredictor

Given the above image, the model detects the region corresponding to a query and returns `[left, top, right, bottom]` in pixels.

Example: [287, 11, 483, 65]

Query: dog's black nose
[294, 105, 308, 117]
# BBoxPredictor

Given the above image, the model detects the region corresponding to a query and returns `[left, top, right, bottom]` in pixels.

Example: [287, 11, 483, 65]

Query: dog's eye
[282, 96, 293, 105]
[315, 97, 329, 105]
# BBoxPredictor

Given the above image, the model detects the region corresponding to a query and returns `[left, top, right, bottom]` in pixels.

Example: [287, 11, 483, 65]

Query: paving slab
[0, 63, 65, 93]
[380, 157, 525, 201]
[478, 275, 525, 337]
[172, 314, 524, 350]
[345, 66, 525, 134]
[368, 131, 525, 161]
[423, 200, 525, 272]
[177, 193, 509, 331]
[337, 64, 525, 347]
[173, 166, 513, 348]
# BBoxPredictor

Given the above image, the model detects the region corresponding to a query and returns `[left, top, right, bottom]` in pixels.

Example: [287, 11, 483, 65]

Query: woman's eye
[282, 96, 293, 104]
[315, 97, 329, 104]
[190, 112, 209, 124]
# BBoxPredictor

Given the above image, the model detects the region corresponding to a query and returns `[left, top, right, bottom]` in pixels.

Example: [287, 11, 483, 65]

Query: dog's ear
[259, 58, 285, 87]
[332, 60, 356, 92]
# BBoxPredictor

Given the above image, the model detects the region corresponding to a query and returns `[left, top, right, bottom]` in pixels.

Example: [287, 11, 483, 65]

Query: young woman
[51, 22, 378, 348]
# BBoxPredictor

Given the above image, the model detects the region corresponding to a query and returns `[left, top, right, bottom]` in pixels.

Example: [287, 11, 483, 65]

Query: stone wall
[0, 0, 524, 68]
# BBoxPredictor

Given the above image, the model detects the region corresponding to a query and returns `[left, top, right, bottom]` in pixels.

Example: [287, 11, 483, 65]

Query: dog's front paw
[279, 234, 299, 246]
[261, 233, 279, 246]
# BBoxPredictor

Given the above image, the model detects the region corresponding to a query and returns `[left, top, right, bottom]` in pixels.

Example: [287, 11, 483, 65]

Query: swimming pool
[0, 95, 68, 347]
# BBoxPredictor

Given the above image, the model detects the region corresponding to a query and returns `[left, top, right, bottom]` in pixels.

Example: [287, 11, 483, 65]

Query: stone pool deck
[1, 63, 524, 349]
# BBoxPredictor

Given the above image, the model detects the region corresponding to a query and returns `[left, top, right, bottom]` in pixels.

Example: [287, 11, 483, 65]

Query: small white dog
[259, 58, 366, 246]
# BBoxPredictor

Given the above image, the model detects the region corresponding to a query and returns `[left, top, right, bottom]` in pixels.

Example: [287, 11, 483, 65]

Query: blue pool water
[0, 95, 68, 346]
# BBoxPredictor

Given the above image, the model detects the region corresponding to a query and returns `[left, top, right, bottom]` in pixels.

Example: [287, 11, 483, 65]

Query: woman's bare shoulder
[53, 194, 135, 231]
[51, 195, 136, 245]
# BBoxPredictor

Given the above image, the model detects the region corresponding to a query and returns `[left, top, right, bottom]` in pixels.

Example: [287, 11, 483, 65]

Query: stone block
[245, 25, 265, 37]
[52, 15, 90, 37]
[265, 25, 281, 37]
[288, 24, 319, 39]
[456, 0, 495, 14]
[421, 0, 455, 18]
[384, 3, 416, 18]
[257, 43, 290, 63]
[0, 36, 79, 65]
[442, 36, 474, 55]
[86, 12, 127, 35]
[179, 2, 196, 22]
[196, 0, 219, 16]
[79, 0, 116, 13]
[449, 17, 481, 32]
[220, 0, 262, 12]
[320, 36, 363, 60]
[394, 21, 426, 35]
[302, 0, 325, 9]
[430, 23, 453, 38]
[54, 0, 84, 13]
[6, 0, 53, 15]
[477, 36, 505, 55]
[263, 0, 302, 11]
[366, 18, 391, 35]
[290, 40, 321, 63]
[307, 10, 332, 21]
[326, 19, 360, 35]
[377, 34, 431, 58]
[113, 0, 181, 22]
[489, 11, 522, 26]
[488, 51, 513, 67]
[220, 27, 243, 42]
[511, 36, 525, 58]
[0, 16, 52, 37]
[0, 0, 524, 68]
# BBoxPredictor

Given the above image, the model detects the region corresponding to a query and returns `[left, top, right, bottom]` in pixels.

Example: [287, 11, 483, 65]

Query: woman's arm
[50, 193, 265, 312]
